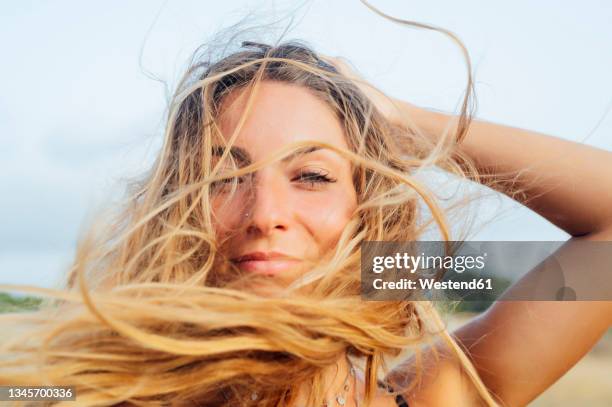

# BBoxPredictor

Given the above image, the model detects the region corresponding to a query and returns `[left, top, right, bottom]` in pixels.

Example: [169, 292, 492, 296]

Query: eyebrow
[281, 146, 322, 163]
[211, 145, 251, 165]
[211, 145, 324, 165]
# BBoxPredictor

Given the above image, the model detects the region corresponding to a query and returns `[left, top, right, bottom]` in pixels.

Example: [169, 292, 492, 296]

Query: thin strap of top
[394, 393, 409, 407]
[377, 380, 409, 407]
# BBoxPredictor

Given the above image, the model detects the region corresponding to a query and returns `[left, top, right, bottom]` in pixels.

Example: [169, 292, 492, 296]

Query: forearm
[401, 104, 612, 237]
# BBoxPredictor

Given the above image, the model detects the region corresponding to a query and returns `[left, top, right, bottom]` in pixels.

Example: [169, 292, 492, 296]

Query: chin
[245, 278, 287, 297]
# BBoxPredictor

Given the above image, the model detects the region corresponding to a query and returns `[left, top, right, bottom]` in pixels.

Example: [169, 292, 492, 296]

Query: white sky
[1, 0, 611, 288]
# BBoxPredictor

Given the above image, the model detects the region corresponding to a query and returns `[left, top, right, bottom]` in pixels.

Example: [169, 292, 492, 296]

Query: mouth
[231, 251, 301, 276]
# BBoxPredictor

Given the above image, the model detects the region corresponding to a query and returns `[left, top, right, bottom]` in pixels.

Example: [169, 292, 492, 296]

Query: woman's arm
[406, 105, 612, 236]
[389, 102, 612, 406]
[326, 56, 612, 405]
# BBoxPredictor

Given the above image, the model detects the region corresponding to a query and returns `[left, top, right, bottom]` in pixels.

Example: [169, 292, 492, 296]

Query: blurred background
[1, 1, 610, 405]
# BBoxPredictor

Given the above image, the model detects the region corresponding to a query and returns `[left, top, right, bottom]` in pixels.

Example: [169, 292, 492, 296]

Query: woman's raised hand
[321, 55, 412, 126]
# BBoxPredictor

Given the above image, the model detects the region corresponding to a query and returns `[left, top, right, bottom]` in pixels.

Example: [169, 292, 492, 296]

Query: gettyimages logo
[371, 252, 487, 274]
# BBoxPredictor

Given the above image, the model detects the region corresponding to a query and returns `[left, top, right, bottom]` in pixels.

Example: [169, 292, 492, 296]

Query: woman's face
[212, 81, 357, 287]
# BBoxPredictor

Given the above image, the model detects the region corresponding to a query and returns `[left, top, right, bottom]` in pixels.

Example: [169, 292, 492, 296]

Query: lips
[231, 251, 300, 275]
[232, 251, 290, 262]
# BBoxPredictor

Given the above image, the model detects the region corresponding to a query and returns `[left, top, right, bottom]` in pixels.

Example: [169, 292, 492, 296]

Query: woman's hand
[321, 55, 415, 126]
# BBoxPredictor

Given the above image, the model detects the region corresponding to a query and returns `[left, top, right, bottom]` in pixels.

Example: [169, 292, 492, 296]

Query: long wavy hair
[0, 7, 509, 407]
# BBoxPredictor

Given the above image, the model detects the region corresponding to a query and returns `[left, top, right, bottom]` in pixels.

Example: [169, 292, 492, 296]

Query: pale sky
[1, 0, 610, 288]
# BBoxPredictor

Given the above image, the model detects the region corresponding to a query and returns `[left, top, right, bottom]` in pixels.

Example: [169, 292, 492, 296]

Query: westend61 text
[372, 278, 494, 291]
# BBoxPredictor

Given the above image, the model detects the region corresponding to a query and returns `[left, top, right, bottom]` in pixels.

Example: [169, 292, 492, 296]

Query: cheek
[299, 187, 357, 250]
[210, 193, 247, 237]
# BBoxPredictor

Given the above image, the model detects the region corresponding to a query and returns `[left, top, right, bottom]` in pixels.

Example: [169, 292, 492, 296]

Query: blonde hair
[0, 5, 507, 407]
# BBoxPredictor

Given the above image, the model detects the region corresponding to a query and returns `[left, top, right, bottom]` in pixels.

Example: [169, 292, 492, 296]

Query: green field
[0, 292, 43, 313]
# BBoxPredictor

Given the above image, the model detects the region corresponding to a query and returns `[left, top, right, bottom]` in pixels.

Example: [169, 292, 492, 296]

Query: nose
[244, 169, 291, 236]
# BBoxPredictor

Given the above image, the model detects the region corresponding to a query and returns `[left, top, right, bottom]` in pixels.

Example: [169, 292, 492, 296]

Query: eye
[210, 175, 249, 193]
[293, 168, 337, 189]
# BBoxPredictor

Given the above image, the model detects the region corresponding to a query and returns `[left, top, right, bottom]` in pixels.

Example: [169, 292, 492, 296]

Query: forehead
[217, 81, 348, 159]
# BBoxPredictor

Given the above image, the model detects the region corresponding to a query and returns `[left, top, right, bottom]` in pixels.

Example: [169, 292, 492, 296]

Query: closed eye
[293, 169, 337, 188]
[211, 169, 336, 192]
[210, 175, 249, 193]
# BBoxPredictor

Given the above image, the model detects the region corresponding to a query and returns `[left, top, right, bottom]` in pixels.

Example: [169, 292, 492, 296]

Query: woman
[1, 15, 611, 407]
